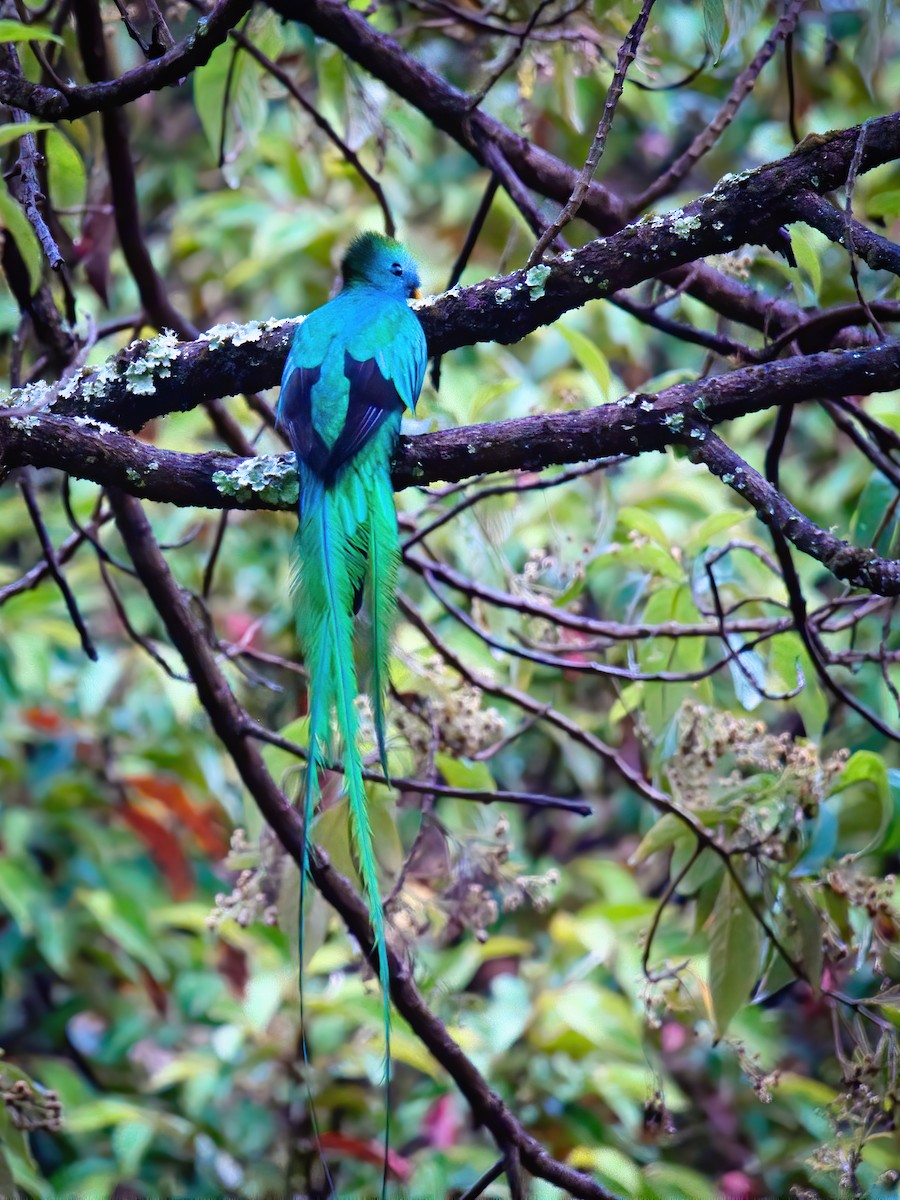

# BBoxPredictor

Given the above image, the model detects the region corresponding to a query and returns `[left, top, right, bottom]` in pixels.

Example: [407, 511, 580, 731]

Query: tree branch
[275, 0, 896, 347]
[10, 115, 897, 434]
[106, 487, 616, 1200]
[4, 339, 899, 593]
[792, 189, 900, 278]
[682, 424, 900, 595]
[0, 0, 253, 119]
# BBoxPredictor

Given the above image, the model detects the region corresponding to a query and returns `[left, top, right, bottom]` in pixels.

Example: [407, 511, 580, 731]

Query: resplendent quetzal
[276, 232, 426, 1176]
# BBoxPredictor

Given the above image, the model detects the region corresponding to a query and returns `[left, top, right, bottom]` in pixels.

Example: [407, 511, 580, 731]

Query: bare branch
[0, 0, 253, 119]
[106, 488, 617, 1200]
[633, 0, 807, 213]
[527, 0, 656, 265]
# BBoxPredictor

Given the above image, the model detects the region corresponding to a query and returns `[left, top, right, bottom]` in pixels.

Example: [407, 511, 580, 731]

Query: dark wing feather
[277, 363, 330, 477]
[322, 352, 405, 485]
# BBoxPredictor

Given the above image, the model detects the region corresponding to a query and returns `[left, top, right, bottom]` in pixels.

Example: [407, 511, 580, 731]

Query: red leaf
[117, 802, 194, 900]
[22, 706, 63, 732]
[125, 774, 229, 858]
[422, 1093, 462, 1149]
[218, 942, 249, 998]
[317, 1133, 412, 1182]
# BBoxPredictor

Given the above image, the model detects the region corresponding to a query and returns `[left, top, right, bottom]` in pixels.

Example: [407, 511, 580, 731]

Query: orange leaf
[317, 1133, 412, 1182]
[117, 802, 194, 900]
[22, 706, 63, 732]
[125, 774, 229, 857]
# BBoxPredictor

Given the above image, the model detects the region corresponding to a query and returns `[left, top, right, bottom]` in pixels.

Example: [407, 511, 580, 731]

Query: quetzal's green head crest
[341, 232, 422, 299]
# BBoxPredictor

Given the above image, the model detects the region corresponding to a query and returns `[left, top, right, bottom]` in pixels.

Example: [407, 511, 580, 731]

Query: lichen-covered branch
[106, 487, 616, 1200]
[3, 340, 898, 594]
[0, 0, 252, 119]
[681, 424, 900, 595]
[5, 114, 897, 434]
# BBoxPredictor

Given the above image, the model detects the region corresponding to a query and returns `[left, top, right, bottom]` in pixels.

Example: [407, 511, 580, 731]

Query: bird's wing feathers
[276, 362, 332, 476]
[280, 324, 424, 485]
[323, 352, 406, 483]
[373, 315, 427, 414]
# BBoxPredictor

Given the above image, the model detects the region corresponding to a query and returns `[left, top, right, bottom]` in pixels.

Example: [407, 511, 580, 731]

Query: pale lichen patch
[124, 329, 180, 396]
[3, 381, 50, 410]
[671, 212, 702, 238]
[525, 263, 551, 300]
[213, 454, 299, 507]
[73, 415, 118, 435]
[8, 414, 40, 432]
[203, 316, 294, 351]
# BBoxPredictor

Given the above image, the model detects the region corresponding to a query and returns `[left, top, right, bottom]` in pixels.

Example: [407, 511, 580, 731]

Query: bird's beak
[412, 287, 422, 299]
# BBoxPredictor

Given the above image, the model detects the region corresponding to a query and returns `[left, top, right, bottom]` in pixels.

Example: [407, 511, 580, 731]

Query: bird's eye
[390, 262, 403, 276]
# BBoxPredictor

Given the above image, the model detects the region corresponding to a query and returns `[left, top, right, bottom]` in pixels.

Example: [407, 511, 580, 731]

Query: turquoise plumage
[276, 232, 427, 1191]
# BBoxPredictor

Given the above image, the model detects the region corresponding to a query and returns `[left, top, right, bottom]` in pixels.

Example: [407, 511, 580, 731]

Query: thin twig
[229, 27, 396, 236]
[244, 720, 592, 815]
[527, 0, 656, 265]
[632, 0, 806, 212]
[467, 0, 556, 110]
[18, 472, 97, 659]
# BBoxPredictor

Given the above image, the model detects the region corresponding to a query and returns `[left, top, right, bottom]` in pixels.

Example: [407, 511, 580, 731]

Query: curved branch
[106, 487, 616, 1200]
[0, 0, 253, 119]
[11, 113, 897, 434]
[275, 0, 897, 347]
[2, 341, 899, 593]
[683, 425, 900, 595]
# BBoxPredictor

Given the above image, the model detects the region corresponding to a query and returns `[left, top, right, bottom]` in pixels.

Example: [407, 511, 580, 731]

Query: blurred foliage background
[1, 0, 900, 1196]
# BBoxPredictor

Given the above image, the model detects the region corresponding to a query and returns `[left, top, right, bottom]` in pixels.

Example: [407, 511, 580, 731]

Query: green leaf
[851, 471, 898, 553]
[684, 509, 749, 553]
[708, 873, 760, 1035]
[855, 0, 888, 94]
[312, 796, 359, 886]
[869, 189, 900, 219]
[723, 0, 766, 53]
[434, 752, 495, 793]
[785, 880, 824, 995]
[46, 129, 86, 211]
[0, 121, 51, 147]
[567, 1146, 642, 1193]
[631, 813, 687, 863]
[617, 506, 670, 549]
[0, 18, 63, 43]
[64, 1097, 150, 1133]
[78, 889, 170, 981]
[0, 859, 41, 933]
[702, 0, 725, 60]
[367, 790, 404, 877]
[672, 845, 721, 895]
[693, 866, 725, 933]
[0, 190, 42, 292]
[883, 770, 900, 854]
[111, 1120, 155, 1177]
[558, 323, 613, 400]
[790, 225, 823, 301]
[836, 748, 890, 797]
[192, 10, 283, 185]
[643, 1162, 719, 1200]
[0, 1147, 15, 1200]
